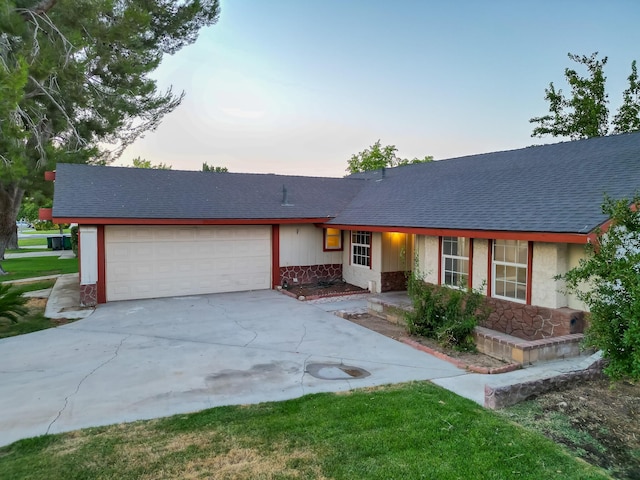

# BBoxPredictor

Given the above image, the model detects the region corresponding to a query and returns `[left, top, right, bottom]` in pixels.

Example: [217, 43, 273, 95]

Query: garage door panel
[106, 226, 271, 301]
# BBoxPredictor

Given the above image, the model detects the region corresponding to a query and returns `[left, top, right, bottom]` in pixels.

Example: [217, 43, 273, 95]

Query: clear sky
[117, 0, 640, 177]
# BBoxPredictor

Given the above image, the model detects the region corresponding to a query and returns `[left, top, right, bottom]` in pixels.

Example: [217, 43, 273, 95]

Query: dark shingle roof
[53, 132, 640, 234]
[52, 164, 365, 220]
[331, 132, 640, 234]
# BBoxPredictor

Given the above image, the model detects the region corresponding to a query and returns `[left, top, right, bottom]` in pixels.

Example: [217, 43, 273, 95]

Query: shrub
[0, 283, 28, 323]
[406, 273, 488, 351]
[33, 220, 54, 231]
[560, 195, 640, 380]
[33, 221, 69, 232]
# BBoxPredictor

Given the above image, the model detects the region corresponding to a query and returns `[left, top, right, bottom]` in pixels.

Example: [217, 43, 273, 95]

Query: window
[441, 237, 469, 287]
[493, 239, 528, 302]
[351, 231, 371, 267]
[323, 228, 343, 251]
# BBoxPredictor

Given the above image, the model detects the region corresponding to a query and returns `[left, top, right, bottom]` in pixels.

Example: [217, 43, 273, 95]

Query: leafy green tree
[346, 140, 433, 174]
[612, 60, 640, 134]
[530, 53, 610, 140]
[17, 197, 40, 223]
[531, 52, 640, 140]
[131, 157, 171, 170]
[0, 0, 220, 272]
[202, 162, 228, 172]
[561, 196, 640, 380]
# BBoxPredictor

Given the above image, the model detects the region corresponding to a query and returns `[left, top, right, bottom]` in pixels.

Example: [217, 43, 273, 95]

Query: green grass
[17, 237, 48, 247]
[12, 280, 57, 294]
[0, 383, 608, 479]
[0, 256, 78, 282]
[21, 229, 70, 235]
[0, 281, 57, 338]
[0, 310, 55, 339]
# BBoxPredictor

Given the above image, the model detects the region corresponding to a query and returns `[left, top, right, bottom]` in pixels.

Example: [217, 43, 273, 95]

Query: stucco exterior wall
[472, 238, 489, 292]
[567, 243, 590, 311]
[342, 231, 381, 292]
[279, 224, 342, 266]
[416, 235, 439, 284]
[412, 236, 588, 312]
[79, 225, 98, 285]
[531, 243, 568, 309]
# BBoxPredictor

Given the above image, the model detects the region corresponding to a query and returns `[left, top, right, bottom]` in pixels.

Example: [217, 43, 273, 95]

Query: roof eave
[52, 217, 333, 226]
[323, 223, 592, 244]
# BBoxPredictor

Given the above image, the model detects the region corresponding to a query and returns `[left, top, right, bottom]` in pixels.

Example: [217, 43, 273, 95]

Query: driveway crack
[206, 297, 258, 347]
[46, 335, 129, 434]
[235, 320, 258, 347]
[300, 354, 312, 395]
[295, 324, 307, 352]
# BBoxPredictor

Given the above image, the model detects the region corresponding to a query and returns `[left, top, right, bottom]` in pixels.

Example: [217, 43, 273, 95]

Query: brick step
[474, 326, 586, 365]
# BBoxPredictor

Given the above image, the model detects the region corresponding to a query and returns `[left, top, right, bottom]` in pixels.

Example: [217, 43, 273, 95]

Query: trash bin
[47, 236, 53, 249]
[63, 235, 72, 250]
[51, 236, 62, 250]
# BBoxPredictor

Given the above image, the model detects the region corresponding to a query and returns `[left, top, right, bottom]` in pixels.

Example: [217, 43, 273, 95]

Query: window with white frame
[493, 239, 528, 302]
[351, 231, 371, 267]
[441, 236, 469, 287]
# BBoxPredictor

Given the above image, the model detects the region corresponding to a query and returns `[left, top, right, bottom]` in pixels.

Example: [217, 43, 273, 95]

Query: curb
[400, 337, 522, 374]
[278, 288, 369, 301]
[3, 274, 62, 285]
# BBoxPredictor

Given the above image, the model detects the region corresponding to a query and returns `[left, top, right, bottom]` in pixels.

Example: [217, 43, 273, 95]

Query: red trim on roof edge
[324, 224, 590, 244]
[52, 217, 331, 226]
[44, 171, 55, 181]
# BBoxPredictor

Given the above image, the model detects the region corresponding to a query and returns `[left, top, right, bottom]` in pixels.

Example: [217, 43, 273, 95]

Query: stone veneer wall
[482, 297, 585, 341]
[279, 264, 342, 286]
[380, 271, 408, 292]
[484, 355, 604, 409]
[80, 283, 97, 307]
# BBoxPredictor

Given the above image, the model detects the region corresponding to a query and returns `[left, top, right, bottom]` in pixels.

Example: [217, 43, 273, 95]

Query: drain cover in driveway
[305, 363, 371, 380]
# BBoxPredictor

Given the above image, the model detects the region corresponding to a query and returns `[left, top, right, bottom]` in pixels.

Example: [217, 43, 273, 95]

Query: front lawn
[21, 229, 70, 235]
[0, 309, 55, 339]
[16, 237, 48, 247]
[0, 383, 608, 479]
[0, 256, 78, 282]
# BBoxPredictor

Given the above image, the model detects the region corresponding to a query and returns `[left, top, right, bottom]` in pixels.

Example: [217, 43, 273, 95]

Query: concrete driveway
[0, 290, 465, 447]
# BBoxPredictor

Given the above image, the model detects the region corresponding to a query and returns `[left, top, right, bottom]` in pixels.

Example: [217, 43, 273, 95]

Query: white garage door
[105, 225, 271, 301]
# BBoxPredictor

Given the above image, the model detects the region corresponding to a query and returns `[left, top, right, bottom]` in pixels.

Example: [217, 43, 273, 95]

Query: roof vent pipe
[381, 166, 386, 178]
[282, 185, 291, 206]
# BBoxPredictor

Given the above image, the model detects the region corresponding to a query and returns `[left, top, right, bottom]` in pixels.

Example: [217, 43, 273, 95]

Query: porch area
[367, 292, 587, 365]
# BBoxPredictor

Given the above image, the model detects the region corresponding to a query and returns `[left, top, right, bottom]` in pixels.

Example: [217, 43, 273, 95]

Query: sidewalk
[43, 273, 95, 320]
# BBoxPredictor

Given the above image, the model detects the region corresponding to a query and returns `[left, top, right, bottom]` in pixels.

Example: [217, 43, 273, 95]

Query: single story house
[45, 132, 640, 334]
